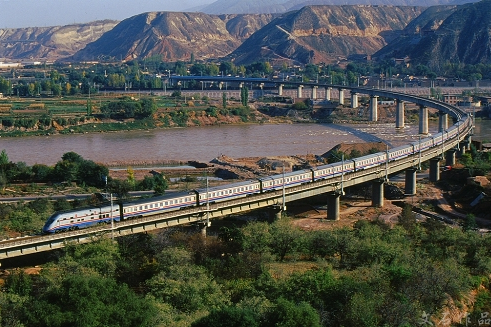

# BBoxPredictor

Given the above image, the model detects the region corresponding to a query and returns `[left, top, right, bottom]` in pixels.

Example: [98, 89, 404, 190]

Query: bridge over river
[0, 81, 473, 261]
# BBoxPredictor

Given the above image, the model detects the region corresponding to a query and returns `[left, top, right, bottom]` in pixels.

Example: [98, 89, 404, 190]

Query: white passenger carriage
[353, 153, 387, 170]
[388, 144, 414, 161]
[121, 192, 197, 219]
[259, 169, 313, 192]
[194, 180, 261, 205]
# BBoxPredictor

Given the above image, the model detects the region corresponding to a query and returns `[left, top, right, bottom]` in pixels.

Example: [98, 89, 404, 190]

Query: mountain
[376, 0, 491, 65]
[228, 5, 424, 65]
[201, 0, 478, 14]
[374, 5, 458, 60]
[0, 20, 118, 60]
[71, 12, 275, 62]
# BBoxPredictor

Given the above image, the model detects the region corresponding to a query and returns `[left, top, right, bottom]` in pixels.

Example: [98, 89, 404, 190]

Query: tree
[463, 213, 478, 231]
[127, 166, 136, 187]
[109, 179, 132, 200]
[191, 306, 259, 327]
[263, 298, 321, 327]
[241, 86, 249, 107]
[398, 204, 416, 231]
[146, 249, 229, 313]
[222, 92, 227, 109]
[0, 149, 9, 166]
[22, 272, 158, 327]
[269, 219, 303, 261]
[241, 221, 271, 254]
[153, 173, 168, 195]
[61, 237, 121, 278]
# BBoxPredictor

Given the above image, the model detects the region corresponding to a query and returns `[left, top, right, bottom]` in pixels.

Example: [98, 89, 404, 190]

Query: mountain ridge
[228, 5, 423, 64]
[0, 20, 118, 60]
[200, 0, 477, 14]
[2, 2, 491, 66]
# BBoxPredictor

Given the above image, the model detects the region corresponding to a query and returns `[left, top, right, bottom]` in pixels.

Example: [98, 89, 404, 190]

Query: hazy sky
[0, 0, 216, 28]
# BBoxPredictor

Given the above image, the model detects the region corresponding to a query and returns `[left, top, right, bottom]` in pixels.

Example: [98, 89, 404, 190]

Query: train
[42, 107, 472, 233]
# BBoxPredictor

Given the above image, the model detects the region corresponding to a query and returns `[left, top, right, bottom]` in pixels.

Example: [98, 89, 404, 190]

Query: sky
[0, 0, 216, 28]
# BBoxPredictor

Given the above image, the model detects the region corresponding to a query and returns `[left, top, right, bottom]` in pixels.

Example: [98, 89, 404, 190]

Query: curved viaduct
[0, 80, 473, 261]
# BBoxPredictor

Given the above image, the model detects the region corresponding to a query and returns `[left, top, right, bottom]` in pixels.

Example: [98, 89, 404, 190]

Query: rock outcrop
[71, 12, 274, 62]
[0, 20, 118, 60]
[229, 5, 424, 64]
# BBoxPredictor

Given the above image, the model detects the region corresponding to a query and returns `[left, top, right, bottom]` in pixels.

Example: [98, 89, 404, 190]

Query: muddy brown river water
[1, 120, 486, 166]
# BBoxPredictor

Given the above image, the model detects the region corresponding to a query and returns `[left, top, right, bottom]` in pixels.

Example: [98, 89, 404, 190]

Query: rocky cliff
[376, 0, 491, 65]
[201, 0, 477, 14]
[229, 5, 424, 64]
[71, 12, 275, 62]
[0, 20, 118, 60]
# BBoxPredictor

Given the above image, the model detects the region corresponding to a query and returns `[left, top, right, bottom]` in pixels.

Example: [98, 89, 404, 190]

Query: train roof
[50, 204, 113, 216]
[194, 179, 259, 193]
[121, 191, 194, 207]
[259, 169, 312, 181]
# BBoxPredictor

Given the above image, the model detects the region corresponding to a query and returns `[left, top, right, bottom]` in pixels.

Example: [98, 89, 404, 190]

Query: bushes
[100, 98, 157, 119]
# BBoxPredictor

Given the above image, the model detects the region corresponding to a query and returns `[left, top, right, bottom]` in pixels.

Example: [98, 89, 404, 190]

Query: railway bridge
[0, 81, 473, 261]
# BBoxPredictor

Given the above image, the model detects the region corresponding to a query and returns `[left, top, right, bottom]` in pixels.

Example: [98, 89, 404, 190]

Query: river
[0, 120, 488, 166]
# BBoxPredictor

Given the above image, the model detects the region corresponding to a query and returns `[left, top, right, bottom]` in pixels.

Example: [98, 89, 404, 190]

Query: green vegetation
[0, 146, 489, 325]
[0, 150, 170, 235]
[0, 215, 489, 326]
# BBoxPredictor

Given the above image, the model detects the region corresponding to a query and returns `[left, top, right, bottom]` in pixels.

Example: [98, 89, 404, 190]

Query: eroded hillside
[0, 20, 118, 60]
[229, 5, 424, 64]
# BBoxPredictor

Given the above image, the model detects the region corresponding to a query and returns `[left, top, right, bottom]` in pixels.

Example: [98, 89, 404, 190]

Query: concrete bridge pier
[312, 86, 318, 99]
[446, 149, 456, 166]
[269, 205, 284, 222]
[396, 99, 405, 128]
[458, 143, 466, 156]
[199, 220, 211, 237]
[278, 84, 284, 96]
[405, 168, 417, 195]
[465, 135, 472, 150]
[438, 112, 448, 132]
[325, 87, 331, 101]
[297, 85, 303, 98]
[372, 179, 385, 208]
[351, 92, 358, 108]
[369, 96, 378, 122]
[419, 106, 429, 135]
[429, 157, 440, 182]
[327, 192, 341, 221]
[338, 88, 345, 105]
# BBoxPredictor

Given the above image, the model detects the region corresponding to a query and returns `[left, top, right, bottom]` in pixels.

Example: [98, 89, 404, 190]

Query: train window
[165, 202, 168, 205]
